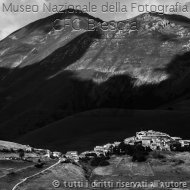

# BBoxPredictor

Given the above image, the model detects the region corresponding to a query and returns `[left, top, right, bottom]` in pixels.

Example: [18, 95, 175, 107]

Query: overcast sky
[0, 0, 190, 40]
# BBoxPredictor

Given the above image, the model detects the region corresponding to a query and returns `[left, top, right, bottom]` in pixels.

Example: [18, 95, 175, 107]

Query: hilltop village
[76, 130, 190, 163]
[1, 130, 190, 164]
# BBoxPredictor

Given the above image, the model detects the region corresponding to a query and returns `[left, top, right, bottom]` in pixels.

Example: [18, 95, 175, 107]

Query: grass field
[0, 159, 57, 190]
[0, 141, 30, 151]
[5, 152, 190, 190]
[90, 152, 190, 189]
[14, 163, 86, 190]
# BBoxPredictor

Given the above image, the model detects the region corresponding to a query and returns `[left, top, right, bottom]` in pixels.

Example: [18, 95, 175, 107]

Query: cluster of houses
[125, 130, 190, 151]
[3, 130, 189, 163]
[60, 130, 190, 163]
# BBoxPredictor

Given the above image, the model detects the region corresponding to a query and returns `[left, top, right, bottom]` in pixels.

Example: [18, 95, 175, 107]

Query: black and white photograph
[0, 0, 190, 189]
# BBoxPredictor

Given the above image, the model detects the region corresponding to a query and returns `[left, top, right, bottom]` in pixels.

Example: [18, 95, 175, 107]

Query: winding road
[12, 160, 61, 190]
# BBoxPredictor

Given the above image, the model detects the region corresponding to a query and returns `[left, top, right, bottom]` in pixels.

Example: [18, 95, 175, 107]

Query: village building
[114, 142, 121, 147]
[79, 151, 92, 158]
[124, 130, 174, 151]
[171, 137, 182, 141]
[136, 130, 171, 140]
[53, 151, 62, 158]
[65, 151, 79, 162]
[25, 145, 32, 152]
[60, 157, 67, 162]
[103, 143, 112, 149]
[76, 130, 190, 162]
[80, 151, 100, 159]
[179, 140, 190, 147]
[34, 148, 48, 155]
[44, 150, 52, 158]
[94, 146, 104, 152]
[94, 146, 108, 156]
[124, 136, 136, 145]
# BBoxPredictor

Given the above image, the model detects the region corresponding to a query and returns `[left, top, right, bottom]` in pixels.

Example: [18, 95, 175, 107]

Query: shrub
[131, 144, 151, 162]
[151, 151, 165, 159]
[125, 145, 135, 156]
[99, 160, 110, 166]
[34, 162, 45, 168]
[7, 171, 16, 176]
[172, 159, 185, 166]
[90, 155, 108, 167]
[176, 159, 185, 165]
[90, 158, 100, 167]
[18, 149, 25, 160]
[132, 152, 147, 162]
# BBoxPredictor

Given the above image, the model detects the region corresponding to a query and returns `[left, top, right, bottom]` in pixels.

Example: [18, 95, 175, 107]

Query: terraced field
[8, 152, 190, 190]
[0, 159, 57, 190]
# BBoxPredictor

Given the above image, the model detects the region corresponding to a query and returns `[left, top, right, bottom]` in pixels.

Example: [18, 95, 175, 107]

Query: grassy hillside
[17, 109, 190, 153]
[10, 152, 190, 190]
[0, 141, 30, 151]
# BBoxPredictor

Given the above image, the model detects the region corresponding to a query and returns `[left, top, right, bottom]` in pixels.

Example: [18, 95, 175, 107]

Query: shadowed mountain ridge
[0, 11, 190, 150]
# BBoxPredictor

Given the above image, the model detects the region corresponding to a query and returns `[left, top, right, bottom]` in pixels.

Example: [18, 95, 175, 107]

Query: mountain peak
[132, 12, 190, 37]
[137, 12, 190, 22]
[43, 8, 103, 24]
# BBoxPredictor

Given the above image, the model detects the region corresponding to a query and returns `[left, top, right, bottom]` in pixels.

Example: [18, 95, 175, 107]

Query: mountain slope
[0, 11, 190, 145]
[0, 9, 102, 68]
[17, 109, 190, 153]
